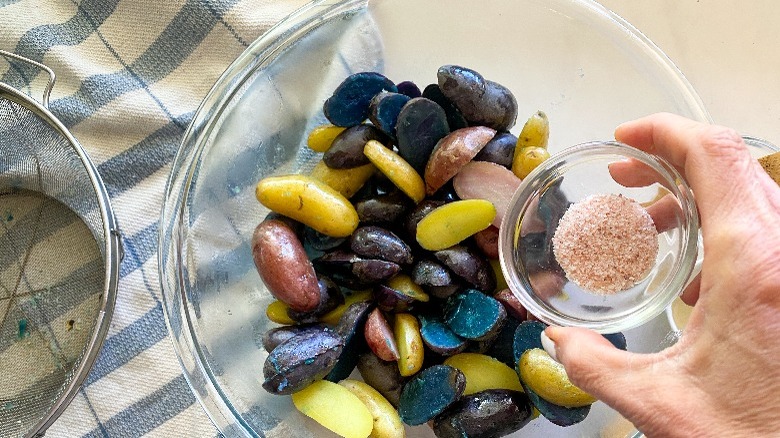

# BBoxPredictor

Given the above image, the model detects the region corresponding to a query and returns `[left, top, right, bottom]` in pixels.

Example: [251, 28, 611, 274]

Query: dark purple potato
[428, 179, 460, 203]
[411, 259, 453, 287]
[261, 323, 326, 353]
[398, 365, 466, 426]
[522, 382, 591, 427]
[443, 289, 506, 341]
[437, 65, 518, 132]
[262, 328, 343, 395]
[373, 283, 416, 313]
[434, 245, 496, 292]
[323, 124, 390, 169]
[396, 80, 422, 98]
[427, 283, 463, 299]
[350, 226, 413, 265]
[418, 313, 468, 356]
[326, 301, 373, 382]
[302, 226, 346, 253]
[313, 250, 400, 288]
[369, 92, 411, 139]
[422, 83, 468, 131]
[324, 72, 397, 127]
[395, 97, 450, 173]
[357, 352, 408, 407]
[485, 317, 521, 367]
[352, 258, 401, 284]
[474, 132, 518, 168]
[432, 389, 534, 438]
[355, 191, 412, 224]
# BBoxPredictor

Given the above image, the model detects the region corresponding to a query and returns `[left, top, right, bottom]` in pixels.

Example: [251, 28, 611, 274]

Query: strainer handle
[0, 49, 56, 107]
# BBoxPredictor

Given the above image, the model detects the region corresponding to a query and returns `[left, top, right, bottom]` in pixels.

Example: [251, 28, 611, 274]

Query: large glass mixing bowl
[159, 0, 710, 436]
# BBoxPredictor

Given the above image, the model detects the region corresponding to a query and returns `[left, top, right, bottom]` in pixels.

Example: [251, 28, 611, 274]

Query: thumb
[543, 326, 658, 409]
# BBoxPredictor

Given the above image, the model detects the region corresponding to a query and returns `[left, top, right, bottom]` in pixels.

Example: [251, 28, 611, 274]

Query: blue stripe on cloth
[97, 112, 194, 198]
[82, 374, 196, 438]
[1, 0, 120, 90]
[0, 0, 23, 7]
[51, 0, 240, 128]
[84, 302, 167, 386]
[118, 222, 159, 279]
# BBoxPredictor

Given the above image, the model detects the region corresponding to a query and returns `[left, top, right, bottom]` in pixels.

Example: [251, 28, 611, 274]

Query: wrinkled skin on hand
[545, 113, 780, 438]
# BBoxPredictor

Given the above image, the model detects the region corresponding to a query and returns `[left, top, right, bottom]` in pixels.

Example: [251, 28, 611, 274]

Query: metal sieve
[0, 50, 121, 438]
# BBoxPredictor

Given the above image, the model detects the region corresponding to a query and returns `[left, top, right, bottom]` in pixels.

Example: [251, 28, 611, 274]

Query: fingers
[543, 326, 656, 410]
[681, 273, 701, 306]
[645, 193, 683, 233]
[615, 113, 758, 229]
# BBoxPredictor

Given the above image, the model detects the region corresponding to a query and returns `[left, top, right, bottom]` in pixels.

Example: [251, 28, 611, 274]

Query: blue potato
[369, 92, 411, 139]
[324, 72, 397, 127]
[512, 320, 547, 365]
[398, 364, 466, 425]
[419, 313, 468, 356]
[443, 289, 506, 341]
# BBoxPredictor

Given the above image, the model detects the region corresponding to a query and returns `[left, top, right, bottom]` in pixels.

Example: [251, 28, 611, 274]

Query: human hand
[543, 113, 780, 437]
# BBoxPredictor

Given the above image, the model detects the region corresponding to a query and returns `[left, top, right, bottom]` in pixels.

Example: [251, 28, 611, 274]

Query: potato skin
[424, 126, 495, 195]
[252, 219, 320, 312]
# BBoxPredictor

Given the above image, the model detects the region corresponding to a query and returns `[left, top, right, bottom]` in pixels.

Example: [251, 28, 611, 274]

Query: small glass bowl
[499, 141, 699, 333]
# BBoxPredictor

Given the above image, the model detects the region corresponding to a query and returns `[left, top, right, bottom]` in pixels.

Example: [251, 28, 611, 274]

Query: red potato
[424, 126, 496, 195]
[493, 288, 528, 321]
[364, 308, 400, 361]
[474, 226, 500, 259]
[252, 219, 321, 312]
[453, 160, 522, 228]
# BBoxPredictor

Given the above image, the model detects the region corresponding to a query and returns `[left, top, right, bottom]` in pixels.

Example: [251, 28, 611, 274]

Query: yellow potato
[292, 380, 374, 438]
[309, 160, 375, 199]
[386, 274, 429, 303]
[515, 110, 549, 150]
[339, 379, 405, 438]
[363, 140, 426, 203]
[394, 313, 424, 377]
[443, 353, 523, 395]
[265, 300, 295, 325]
[416, 199, 496, 251]
[519, 348, 596, 408]
[255, 174, 358, 238]
[307, 124, 346, 152]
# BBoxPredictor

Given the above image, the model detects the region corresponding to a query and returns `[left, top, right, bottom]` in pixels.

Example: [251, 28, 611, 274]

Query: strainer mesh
[0, 92, 106, 437]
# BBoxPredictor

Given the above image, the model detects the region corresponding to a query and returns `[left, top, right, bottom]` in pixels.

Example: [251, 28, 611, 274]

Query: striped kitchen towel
[0, 0, 308, 436]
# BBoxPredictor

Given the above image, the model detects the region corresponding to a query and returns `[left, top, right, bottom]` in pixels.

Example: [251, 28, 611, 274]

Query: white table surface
[599, 0, 780, 146]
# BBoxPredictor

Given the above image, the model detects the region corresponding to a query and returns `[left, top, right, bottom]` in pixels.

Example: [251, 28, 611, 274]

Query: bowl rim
[498, 141, 700, 333]
[157, 0, 711, 435]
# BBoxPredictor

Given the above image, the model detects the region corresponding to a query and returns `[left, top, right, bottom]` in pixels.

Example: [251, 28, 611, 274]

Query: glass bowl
[498, 142, 699, 334]
[159, 0, 710, 436]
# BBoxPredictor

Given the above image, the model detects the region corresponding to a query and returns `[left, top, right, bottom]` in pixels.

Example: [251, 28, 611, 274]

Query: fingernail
[540, 331, 559, 363]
